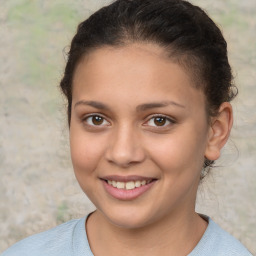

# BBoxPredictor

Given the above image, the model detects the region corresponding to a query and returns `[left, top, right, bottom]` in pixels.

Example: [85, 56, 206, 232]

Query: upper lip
[101, 175, 157, 182]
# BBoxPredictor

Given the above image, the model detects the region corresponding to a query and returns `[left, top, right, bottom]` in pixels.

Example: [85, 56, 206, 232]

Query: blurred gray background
[0, 0, 255, 254]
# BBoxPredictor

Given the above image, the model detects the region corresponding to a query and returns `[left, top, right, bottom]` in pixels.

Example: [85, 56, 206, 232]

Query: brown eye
[85, 115, 109, 126]
[145, 115, 174, 128]
[154, 117, 166, 126]
[92, 116, 104, 125]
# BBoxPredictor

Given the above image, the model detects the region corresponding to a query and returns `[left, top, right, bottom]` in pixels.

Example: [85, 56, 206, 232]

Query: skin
[70, 43, 233, 256]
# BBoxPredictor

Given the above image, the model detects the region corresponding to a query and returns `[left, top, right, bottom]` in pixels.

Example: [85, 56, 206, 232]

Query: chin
[109, 215, 149, 230]
[98, 205, 158, 230]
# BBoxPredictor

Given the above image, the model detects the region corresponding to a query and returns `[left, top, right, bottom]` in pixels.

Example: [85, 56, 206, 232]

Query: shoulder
[1, 217, 86, 256]
[189, 215, 253, 256]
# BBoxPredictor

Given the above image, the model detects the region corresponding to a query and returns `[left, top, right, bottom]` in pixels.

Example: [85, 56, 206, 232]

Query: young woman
[2, 0, 252, 255]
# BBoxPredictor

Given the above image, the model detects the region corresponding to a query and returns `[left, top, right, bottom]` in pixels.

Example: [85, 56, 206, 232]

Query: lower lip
[102, 180, 156, 201]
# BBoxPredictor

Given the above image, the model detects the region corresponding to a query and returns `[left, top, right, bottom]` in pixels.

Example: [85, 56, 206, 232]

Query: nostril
[105, 130, 146, 166]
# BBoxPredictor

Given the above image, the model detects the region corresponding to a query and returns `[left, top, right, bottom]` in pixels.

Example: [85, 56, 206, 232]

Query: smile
[107, 180, 152, 190]
[101, 176, 157, 200]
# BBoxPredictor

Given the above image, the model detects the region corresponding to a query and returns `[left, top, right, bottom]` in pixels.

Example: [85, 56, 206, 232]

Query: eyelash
[82, 114, 175, 128]
[144, 114, 175, 128]
[82, 114, 110, 127]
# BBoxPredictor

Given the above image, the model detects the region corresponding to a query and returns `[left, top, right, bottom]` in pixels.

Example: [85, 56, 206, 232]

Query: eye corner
[82, 114, 111, 128]
[143, 114, 176, 128]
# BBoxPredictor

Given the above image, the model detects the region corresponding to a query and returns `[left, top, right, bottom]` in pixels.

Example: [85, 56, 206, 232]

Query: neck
[86, 209, 207, 256]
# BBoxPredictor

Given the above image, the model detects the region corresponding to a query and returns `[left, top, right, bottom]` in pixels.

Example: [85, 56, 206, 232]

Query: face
[70, 43, 211, 229]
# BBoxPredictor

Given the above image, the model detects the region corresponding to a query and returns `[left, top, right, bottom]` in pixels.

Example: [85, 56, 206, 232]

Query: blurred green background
[0, 0, 255, 253]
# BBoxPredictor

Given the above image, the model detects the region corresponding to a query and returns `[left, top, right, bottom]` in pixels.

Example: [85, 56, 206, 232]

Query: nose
[105, 125, 146, 167]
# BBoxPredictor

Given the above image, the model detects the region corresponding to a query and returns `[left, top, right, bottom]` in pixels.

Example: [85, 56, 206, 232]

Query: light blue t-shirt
[1, 214, 252, 256]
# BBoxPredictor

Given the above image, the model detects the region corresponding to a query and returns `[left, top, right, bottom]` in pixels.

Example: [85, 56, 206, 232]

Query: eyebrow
[74, 100, 110, 110]
[74, 100, 185, 111]
[136, 101, 185, 112]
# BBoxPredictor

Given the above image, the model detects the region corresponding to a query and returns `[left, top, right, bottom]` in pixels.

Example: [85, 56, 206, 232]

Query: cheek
[69, 127, 105, 177]
[146, 128, 206, 175]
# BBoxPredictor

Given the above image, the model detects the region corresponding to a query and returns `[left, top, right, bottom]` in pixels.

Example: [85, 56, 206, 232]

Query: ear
[205, 102, 233, 161]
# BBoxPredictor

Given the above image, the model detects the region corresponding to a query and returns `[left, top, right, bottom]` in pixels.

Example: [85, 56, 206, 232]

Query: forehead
[72, 43, 206, 111]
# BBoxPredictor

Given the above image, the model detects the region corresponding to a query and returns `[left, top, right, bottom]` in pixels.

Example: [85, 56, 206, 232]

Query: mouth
[100, 176, 157, 200]
[105, 179, 153, 190]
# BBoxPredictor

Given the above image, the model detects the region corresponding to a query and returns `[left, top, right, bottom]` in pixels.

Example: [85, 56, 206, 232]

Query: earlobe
[204, 102, 233, 161]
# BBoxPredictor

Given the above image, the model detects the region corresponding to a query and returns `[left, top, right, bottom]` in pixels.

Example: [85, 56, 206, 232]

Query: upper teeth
[107, 180, 150, 190]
